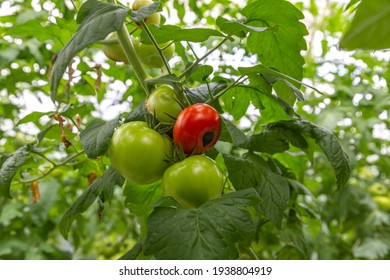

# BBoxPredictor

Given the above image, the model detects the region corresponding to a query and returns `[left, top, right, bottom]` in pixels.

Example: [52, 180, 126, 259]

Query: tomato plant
[163, 155, 225, 208]
[108, 121, 173, 185]
[6, 0, 382, 261]
[173, 103, 221, 155]
[146, 84, 182, 123]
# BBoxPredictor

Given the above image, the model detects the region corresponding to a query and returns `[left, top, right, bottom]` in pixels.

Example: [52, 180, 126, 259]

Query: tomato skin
[108, 121, 173, 185]
[173, 103, 221, 155]
[146, 85, 182, 123]
[374, 195, 390, 211]
[102, 33, 129, 63]
[132, 0, 161, 26]
[163, 155, 225, 208]
[133, 39, 175, 68]
[369, 182, 388, 196]
[102, 32, 174, 68]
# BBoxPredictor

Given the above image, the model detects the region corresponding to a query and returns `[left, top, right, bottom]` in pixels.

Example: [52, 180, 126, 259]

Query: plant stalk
[116, 25, 151, 96]
[139, 20, 172, 75]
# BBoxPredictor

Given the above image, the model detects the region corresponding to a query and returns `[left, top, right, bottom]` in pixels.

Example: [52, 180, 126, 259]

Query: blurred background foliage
[1, 0, 390, 259]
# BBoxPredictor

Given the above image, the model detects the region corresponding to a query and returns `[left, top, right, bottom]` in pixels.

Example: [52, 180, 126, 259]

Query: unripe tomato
[173, 103, 221, 155]
[369, 182, 388, 196]
[373, 195, 390, 211]
[133, 39, 175, 68]
[132, 0, 161, 26]
[146, 85, 182, 123]
[163, 155, 225, 208]
[102, 33, 129, 63]
[108, 121, 173, 185]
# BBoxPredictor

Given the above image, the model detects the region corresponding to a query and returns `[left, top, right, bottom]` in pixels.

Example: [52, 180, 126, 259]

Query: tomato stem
[116, 25, 151, 96]
[139, 20, 173, 75]
[178, 35, 232, 80]
[206, 75, 248, 104]
[108, 0, 150, 95]
[11, 150, 86, 185]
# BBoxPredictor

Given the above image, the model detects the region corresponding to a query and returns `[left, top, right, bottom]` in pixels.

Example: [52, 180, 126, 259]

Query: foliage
[0, 0, 389, 260]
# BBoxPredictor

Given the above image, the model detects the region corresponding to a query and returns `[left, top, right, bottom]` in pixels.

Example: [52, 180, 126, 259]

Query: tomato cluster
[109, 99, 224, 208]
[107, 1, 224, 208]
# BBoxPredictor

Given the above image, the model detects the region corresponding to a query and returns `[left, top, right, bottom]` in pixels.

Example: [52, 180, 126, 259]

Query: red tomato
[173, 103, 221, 155]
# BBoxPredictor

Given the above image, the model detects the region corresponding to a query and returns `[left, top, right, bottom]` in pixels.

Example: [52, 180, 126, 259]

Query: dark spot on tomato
[202, 131, 215, 147]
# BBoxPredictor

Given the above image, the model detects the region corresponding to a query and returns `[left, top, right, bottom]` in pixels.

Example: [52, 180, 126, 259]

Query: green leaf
[217, 16, 278, 36]
[223, 153, 290, 228]
[221, 86, 252, 121]
[140, 25, 225, 44]
[80, 119, 119, 159]
[252, 120, 351, 189]
[123, 180, 163, 218]
[277, 245, 305, 260]
[145, 74, 181, 88]
[143, 189, 258, 260]
[353, 238, 389, 259]
[185, 82, 227, 105]
[59, 167, 124, 239]
[119, 241, 143, 260]
[345, 0, 361, 11]
[220, 118, 247, 146]
[340, 0, 390, 50]
[37, 124, 58, 143]
[125, 101, 148, 123]
[130, 0, 160, 22]
[280, 221, 312, 258]
[0, 46, 20, 67]
[244, 0, 308, 105]
[61, 104, 93, 119]
[185, 64, 214, 82]
[239, 64, 323, 96]
[0, 147, 29, 198]
[244, 125, 308, 154]
[50, 0, 128, 100]
[16, 111, 52, 126]
[291, 120, 351, 189]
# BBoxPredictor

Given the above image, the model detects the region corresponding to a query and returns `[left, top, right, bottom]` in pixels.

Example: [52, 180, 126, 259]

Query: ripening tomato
[132, 0, 161, 26]
[108, 121, 173, 185]
[173, 103, 221, 155]
[163, 155, 225, 208]
[146, 85, 182, 123]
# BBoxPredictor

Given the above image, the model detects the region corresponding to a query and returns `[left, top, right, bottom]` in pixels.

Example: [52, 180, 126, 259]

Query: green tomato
[373, 195, 390, 211]
[132, 0, 161, 27]
[109, 121, 173, 185]
[102, 33, 129, 63]
[146, 85, 182, 123]
[163, 155, 225, 208]
[51, 169, 64, 179]
[133, 39, 175, 68]
[368, 182, 388, 196]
